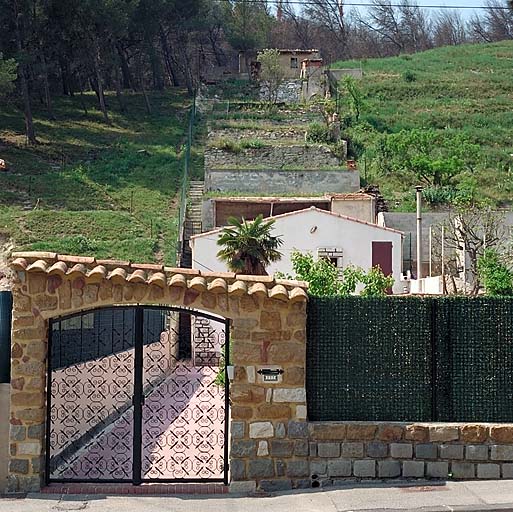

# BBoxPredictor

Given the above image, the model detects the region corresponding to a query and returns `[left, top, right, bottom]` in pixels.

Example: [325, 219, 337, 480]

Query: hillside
[0, 90, 200, 264]
[333, 41, 513, 209]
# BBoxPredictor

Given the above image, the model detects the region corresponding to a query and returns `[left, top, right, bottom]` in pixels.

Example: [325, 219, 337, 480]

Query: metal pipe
[429, 226, 432, 277]
[416, 186, 423, 280]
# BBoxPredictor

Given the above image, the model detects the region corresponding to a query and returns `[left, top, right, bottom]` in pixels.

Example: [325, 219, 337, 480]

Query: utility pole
[416, 186, 423, 280]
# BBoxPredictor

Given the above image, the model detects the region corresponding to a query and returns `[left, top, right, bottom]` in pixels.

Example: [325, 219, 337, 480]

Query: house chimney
[416, 186, 423, 279]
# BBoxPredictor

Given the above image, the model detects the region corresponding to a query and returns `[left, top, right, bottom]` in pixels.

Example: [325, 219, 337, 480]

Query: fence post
[430, 299, 438, 421]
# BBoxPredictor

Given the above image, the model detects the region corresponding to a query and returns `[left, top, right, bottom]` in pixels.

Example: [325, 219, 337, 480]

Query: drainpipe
[416, 186, 423, 280]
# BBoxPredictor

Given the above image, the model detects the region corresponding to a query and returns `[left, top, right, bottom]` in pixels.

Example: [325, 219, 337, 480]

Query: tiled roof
[10, 252, 308, 303]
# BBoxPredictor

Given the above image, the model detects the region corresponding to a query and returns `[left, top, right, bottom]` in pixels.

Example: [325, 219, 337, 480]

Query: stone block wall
[205, 169, 360, 195]
[208, 128, 307, 143]
[205, 145, 343, 171]
[236, 421, 513, 490]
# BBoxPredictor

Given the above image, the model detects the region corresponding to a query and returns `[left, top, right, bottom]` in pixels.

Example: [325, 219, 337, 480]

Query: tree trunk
[14, 1, 37, 144]
[117, 43, 134, 90]
[137, 54, 152, 114]
[41, 53, 56, 120]
[159, 26, 179, 86]
[148, 41, 164, 90]
[92, 43, 111, 125]
[114, 65, 126, 113]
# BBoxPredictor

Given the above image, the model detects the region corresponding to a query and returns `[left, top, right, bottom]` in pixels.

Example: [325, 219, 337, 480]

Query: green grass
[333, 41, 513, 207]
[0, 90, 193, 263]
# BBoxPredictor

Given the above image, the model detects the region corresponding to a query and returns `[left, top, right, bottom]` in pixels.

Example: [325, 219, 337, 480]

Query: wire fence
[176, 94, 197, 265]
[307, 296, 513, 423]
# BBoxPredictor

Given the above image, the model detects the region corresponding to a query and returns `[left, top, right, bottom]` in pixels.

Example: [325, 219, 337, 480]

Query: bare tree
[469, 0, 513, 41]
[434, 206, 507, 295]
[433, 10, 468, 46]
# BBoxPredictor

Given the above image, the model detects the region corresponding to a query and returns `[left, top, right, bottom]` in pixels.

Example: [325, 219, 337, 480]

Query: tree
[0, 54, 17, 96]
[378, 129, 480, 187]
[340, 75, 365, 123]
[217, 215, 283, 275]
[257, 48, 286, 106]
[478, 248, 513, 296]
[434, 203, 507, 295]
[282, 251, 394, 297]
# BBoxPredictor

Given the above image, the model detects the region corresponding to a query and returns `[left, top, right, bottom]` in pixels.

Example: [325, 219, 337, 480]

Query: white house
[190, 207, 404, 294]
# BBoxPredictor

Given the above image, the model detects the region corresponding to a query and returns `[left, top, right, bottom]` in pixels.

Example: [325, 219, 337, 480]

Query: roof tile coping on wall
[10, 252, 308, 303]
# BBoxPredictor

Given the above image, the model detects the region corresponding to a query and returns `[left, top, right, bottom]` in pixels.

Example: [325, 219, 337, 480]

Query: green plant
[257, 48, 286, 107]
[213, 139, 242, 153]
[478, 249, 513, 296]
[402, 71, 417, 82]
[341, 75, 366, 122]
[306, 122, 330, 144]
[282, 252, 394, 297]
[422, 186, 457, 206]
[217, 214, 283, 275]
[240, 138, 264, 149]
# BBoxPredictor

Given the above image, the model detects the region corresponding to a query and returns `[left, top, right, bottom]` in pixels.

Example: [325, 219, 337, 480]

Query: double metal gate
[46, 306, 229, 484]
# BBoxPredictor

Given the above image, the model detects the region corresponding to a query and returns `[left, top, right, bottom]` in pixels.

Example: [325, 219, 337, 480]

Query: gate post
[229, 295, 308, 493]
[7, 282, 49, 492]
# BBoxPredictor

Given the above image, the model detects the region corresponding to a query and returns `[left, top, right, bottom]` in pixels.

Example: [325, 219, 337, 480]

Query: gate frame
[45, 305, 230, 485]
[8, 253, 308, 493]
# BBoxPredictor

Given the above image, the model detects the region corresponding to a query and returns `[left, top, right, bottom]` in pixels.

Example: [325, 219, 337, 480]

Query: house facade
[191, 207, 404, 294]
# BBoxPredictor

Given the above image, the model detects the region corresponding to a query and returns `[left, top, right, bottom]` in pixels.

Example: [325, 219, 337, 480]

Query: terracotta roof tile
[9, 253, 308, 303]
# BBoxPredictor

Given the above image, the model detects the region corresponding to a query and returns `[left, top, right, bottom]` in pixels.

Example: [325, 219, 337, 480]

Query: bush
[478, 249, 513, 296]
[306, 122, 330, 143]
[403, 71, 417, 82]
[422, 186, 457, 206]
[240, 138, 265, 149]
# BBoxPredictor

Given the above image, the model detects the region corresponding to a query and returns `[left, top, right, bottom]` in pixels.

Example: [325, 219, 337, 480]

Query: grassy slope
[0, 90, 198, 264]
[333, 41, 513, 206]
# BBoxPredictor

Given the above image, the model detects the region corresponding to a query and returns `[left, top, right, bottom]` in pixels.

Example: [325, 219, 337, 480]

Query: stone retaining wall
[205, 145, 343, 170]
[231, 421, 513, 492]
[205, 169, 360, 194]
[208, 128, 306, 142]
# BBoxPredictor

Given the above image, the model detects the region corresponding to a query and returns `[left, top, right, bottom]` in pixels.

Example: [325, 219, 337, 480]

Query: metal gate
[46, 306, 229, 484]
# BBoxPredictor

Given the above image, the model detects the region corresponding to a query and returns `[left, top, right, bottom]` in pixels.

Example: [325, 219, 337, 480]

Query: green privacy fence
[306, 297, 513, 423]
[176, 94, 197, 264]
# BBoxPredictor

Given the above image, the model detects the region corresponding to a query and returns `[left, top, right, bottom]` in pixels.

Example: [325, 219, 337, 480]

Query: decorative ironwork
[47, 306, 228, 484]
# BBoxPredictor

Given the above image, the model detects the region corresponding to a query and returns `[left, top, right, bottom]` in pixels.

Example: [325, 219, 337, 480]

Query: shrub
[422, 186, 457, 206]
[240, 138, 265, 149]
[403, 71, 417, 82]
[306, 122, 330, 143]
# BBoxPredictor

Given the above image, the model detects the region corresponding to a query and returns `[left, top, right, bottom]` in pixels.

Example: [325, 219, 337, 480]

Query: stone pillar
[8, 282, 48, 492]
[229, 297, 308, 493]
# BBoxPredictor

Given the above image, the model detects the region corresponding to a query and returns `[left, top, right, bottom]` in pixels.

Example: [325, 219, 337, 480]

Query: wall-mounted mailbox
[257, 367, 284, 384]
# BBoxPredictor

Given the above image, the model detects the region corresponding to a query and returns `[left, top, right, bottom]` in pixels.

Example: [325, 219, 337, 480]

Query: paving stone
[440, 444, 464, 460]
[259, 479, 293, 492]
[249, 421, 274, 439]
[341, 442, 364, 458]
[276, 423, 286, 438]
[310, 460, 327, 476]
[451, 462, 475, 479]
[248, 459, 274, 479]
[426, 461, 449, 479]
[378, 460, 401, 478]
[294, 440, 309, 457]
[327, 459, 352, 477]
[230, 459, 246, 480]
[231, 440, 256, 458]
[402, 460, 425, 478]
[270, 440, 294, 457]
[367, 441, 387, 458]
[230, 481, 256, 494]
[231, 422, 245, 439]
[286, 460, 309, 478]
[502, 463, 513, 479]
[318, 442, 340, 458]
[466, 445, 489, 461]
[288, 421, 309, 438]
[491, 445, 513, 461]
[390, 443, 413, 459]
[354, 460, 376, 478]
[477, 463, 500, 479]
[416, 443, 438, 459]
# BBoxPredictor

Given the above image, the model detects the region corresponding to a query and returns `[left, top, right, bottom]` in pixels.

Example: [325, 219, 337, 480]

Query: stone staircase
[180, 181, 204, 268]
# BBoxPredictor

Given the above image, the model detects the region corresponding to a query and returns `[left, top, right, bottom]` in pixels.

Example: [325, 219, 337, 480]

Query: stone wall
[232, 421, 513, 491]
[205, 168, 360, 194]
[205, 145, 343, 171]
[208, 128, 306, 142]
[7, 253, 308, 493]
[260, 80, 302, 104]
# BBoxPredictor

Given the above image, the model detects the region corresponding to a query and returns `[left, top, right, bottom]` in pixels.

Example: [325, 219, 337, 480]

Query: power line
[220, 0, 510, 10]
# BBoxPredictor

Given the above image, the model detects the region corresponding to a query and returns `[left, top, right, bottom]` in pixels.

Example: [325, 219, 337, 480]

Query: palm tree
[216, 215, 283, 275]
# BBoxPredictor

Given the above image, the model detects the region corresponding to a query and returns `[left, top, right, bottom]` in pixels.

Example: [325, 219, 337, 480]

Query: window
[290, 57, 298, 69]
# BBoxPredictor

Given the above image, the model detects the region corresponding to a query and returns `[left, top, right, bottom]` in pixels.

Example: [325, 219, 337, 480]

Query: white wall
[191, 209, 403, 294]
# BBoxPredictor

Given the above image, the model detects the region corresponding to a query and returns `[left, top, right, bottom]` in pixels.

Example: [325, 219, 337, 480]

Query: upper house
[191, 207, 404, 294]
[241, 49, 322, 79]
